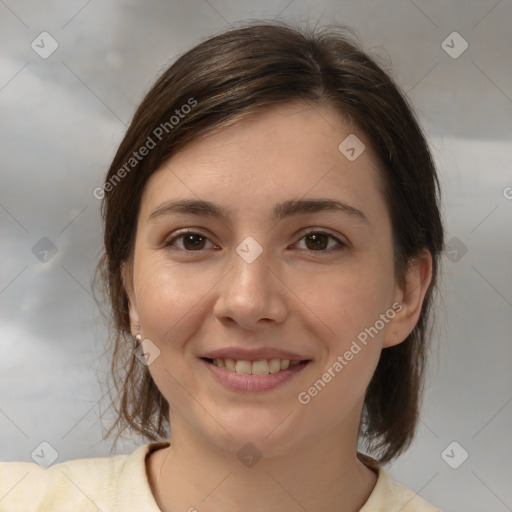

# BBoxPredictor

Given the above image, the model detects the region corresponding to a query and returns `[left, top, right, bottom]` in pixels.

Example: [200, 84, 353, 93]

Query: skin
[123, 101, 432, 512]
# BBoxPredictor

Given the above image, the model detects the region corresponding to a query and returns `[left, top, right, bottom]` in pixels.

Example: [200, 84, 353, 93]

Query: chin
[197, 407, 307, 459]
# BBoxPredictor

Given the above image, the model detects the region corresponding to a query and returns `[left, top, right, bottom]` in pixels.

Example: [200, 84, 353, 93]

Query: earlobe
[382, 249, 433, 348]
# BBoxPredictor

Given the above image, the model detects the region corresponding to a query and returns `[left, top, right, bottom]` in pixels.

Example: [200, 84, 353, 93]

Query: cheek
[133, 256, 222, 349]
[294, 256, 395, 400]
[297, 257, 396, 345]
[293, 264, 392, 416]
[131, 258, 219, 412]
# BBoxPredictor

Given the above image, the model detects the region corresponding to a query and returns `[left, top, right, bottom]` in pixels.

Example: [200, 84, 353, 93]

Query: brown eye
[165, 231, 214, 251]
[304, 233, 329, 250]
[181, 233, 207, 250]
[295, 231, 345, 252]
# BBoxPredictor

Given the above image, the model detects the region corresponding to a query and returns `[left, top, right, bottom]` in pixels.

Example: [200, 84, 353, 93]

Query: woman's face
[125, 102, 412, 457]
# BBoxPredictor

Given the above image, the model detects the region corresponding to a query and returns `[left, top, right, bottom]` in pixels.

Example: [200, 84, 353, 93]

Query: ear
[382, 249, 433, 348]
[121, 260, 140, 336]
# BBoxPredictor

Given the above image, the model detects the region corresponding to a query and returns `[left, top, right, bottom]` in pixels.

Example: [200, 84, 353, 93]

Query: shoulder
[359, 455, 440, 512]
[0, 442, 168, 512]
[0, 451, 128, 511]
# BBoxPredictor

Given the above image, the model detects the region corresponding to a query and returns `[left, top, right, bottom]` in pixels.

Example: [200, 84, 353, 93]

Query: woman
[0, 21, 443, 511]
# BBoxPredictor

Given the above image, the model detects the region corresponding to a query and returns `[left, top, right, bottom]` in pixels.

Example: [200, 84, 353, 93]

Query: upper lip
[201, 347, 311, 362]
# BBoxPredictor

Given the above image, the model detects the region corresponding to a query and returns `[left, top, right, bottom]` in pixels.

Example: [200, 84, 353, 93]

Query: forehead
[139, 102, 387, 222]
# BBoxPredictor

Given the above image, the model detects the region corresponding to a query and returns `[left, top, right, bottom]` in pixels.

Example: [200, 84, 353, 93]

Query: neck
[147, 414, 378, 512]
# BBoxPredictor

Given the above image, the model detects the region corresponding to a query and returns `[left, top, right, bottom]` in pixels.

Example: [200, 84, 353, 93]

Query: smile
[207, 357, 302, 375]
[201, 357, 311, 392]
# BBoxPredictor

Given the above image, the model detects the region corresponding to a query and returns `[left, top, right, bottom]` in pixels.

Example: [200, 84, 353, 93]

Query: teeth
[210, 358, 303, 374]
[268, 359, 281, 373]
[235, 360, 252, 374]
[251, 360, 270, 375]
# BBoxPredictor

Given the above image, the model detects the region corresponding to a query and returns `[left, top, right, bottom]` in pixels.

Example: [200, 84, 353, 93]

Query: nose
[213, 245, 288, 330]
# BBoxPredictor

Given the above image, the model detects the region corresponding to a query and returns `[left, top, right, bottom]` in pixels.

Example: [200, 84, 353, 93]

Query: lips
[199, 347, 311, 390]
[201, 357, 310, 392]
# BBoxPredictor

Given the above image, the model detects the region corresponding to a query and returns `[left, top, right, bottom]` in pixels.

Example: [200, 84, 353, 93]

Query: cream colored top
[0, 442, 439, 511]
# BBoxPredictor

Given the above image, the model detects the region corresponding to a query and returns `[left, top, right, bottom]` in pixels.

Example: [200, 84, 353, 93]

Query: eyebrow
[148, 198, 369, 225]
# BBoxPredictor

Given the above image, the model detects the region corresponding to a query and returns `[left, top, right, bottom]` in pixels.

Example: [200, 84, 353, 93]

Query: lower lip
[201, 358, 310, 392]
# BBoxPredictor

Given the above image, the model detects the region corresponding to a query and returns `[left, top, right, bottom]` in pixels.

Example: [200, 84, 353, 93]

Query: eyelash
[163, 229, 346, 254]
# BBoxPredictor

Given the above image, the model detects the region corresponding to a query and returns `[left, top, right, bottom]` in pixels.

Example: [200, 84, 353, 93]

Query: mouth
[201, 357, 310, 375]
[200, 356, 311, 392]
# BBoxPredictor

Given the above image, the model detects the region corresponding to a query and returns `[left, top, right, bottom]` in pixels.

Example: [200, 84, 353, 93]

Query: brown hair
[95, 20, 444, 464]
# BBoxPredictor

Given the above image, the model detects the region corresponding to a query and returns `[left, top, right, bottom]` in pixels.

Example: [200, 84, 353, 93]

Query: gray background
[1, 1, 511, 510]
